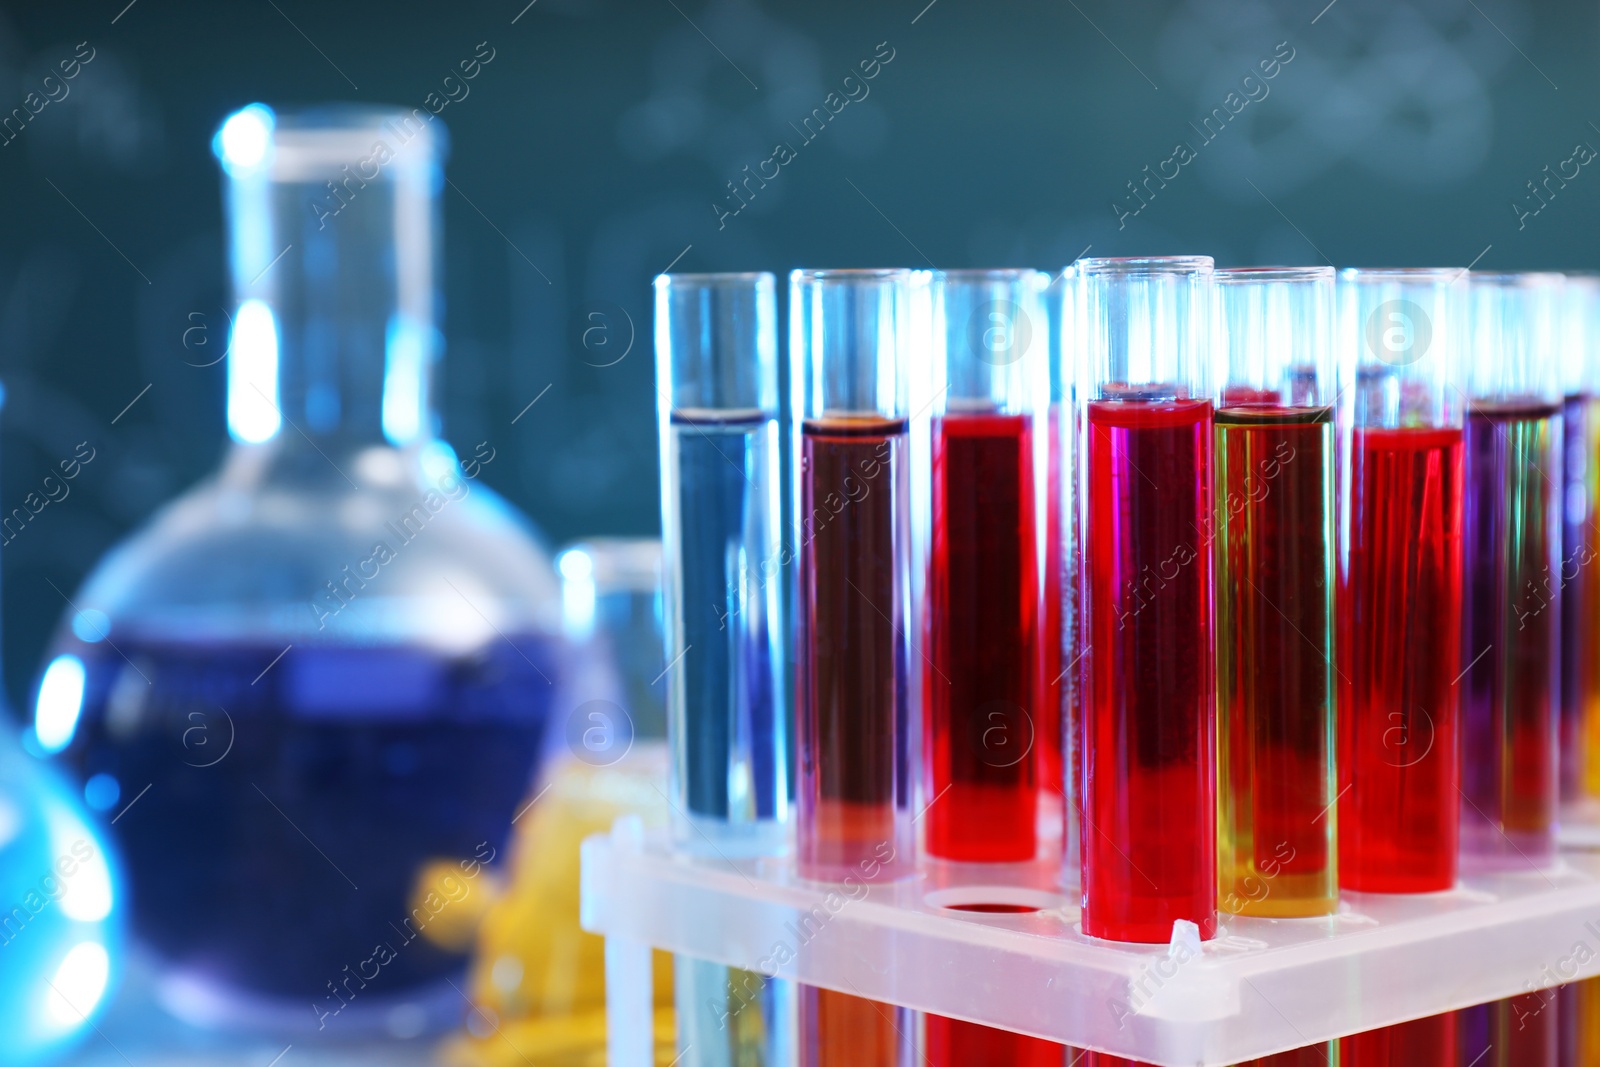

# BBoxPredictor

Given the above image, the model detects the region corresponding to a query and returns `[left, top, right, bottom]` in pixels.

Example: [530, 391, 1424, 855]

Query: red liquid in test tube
[926, 408, 1041, 862]
[1082, 395, 1217, 940]
[1076, 257, 1217, 945]
[1338, 426, 1464, 891]
[1337, 269, 1466, 894]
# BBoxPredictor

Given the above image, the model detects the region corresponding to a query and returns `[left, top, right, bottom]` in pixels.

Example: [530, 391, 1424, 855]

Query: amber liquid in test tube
[920, 271, 1063, 1066]
[792, 270, 914, 1067]
[1213, 268, 1338, 919]
[1337, 269, 1464, 896]
[1076, 257, 1217, 945]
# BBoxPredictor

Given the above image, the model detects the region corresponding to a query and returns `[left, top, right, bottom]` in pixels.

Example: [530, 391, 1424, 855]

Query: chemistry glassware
[1560, 276, 1600, 808]
[791, 268, 916, 1066]
[655, 273, 788, 854]
[1075, 256, 1217, 944]
[1047, 265, 1078, 890]
[1212, 267, 1339, 919]
[921, 269, 1062, 1067]
[655, 273, 794, 1067]
[922, 269, 1050, 866]
[1459, 272, 1563, 870]
[1336, 268, 1465, 893]
[31, 104, 562, 1026]
[0, 727, 122, 1067]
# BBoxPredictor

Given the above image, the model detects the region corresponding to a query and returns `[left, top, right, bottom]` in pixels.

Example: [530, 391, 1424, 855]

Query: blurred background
[0, 0, 1597, 714]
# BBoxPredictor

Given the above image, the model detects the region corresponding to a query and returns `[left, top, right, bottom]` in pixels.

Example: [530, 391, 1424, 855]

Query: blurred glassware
[0, 726, 123, 1066]
[555, 538, 668, 745]
[448, 538, 676, 1067]
[30, 103, 562, 1030]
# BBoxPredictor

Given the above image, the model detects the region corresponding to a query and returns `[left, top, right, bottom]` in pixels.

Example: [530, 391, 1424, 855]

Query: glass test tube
[1563, 977, 1600, 1061]
[1461, 992, 1559, 1067]
[1339, 1012, 1458, 1066]
[792, 269, 914, 1067]
[1337, 268, 1465, 893]
[1076, 256, 1217, 943]
[1460, 272, 1563, 869]
[1213, 268, 1338, 918]
[656, 273, 793, 1067]
[1049, 266, 1079, 887]
[1561, 276, 1600, 804]
[921, 270, 1062, 1067]
[923, 270, 1049, 863]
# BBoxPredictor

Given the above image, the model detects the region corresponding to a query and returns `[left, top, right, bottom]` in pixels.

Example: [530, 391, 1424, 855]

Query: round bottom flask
[32, 104, 562, 1030]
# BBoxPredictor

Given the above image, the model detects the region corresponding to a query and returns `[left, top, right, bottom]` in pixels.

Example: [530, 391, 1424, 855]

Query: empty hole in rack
[923, 886, 1067, 914]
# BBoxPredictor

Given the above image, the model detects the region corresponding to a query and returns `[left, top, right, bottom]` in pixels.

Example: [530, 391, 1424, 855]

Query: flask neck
[220, 106, 443, 454]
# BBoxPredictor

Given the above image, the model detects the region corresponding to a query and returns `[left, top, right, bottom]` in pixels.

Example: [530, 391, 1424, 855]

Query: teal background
[0, 0, 1595, 710]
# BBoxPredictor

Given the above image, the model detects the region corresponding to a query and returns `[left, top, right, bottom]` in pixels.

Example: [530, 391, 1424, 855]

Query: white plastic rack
[582, 817, 1600, 1066]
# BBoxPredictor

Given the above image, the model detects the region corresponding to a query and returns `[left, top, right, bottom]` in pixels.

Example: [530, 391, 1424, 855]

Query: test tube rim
[1215, 265, 1335, 284]
[938, 267, 1049, 284]
[790, 267, 914, 284]
[1076, 255, 1213, 276]
[232, 102, 451, 170]
[1465, 270, 1566, 289]
[1337, 267, 1461, 283]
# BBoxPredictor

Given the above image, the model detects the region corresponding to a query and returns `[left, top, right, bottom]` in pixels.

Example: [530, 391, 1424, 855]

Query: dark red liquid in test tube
[1460, 402, 1561, 867]
[926, 1016, 1062, 1067]
[1340, 1012, 1458, 1067]
[1339, 426, 1464, 892]
[797, 415, 912, 1064]
[1082, 396, 1217, 942]
[792, 266, 915, 1066]
[799, 416, 910, 875]
[926, 410, 1040, 861]
[1461, 993, 1558, 1067]
[1086, 1042, 1334, 1067]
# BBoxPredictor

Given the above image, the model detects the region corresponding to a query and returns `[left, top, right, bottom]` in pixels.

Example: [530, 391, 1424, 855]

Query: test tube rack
[582, 816, 1600, 1066]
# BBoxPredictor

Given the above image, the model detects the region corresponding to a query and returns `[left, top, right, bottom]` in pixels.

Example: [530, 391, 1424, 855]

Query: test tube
[1460, 272, 1563, 870]
[1461, 992, 1559, 1067]
[1048, 266, 1077, 883]
[1563, 977, 1600, 1061]
[921, 270, 1062, 1067]
[792, 269, 914, 1067]
[1075, 256, 1217, 944]
[655, 272, 792, 1066]
[1561, 276, 1600, 804]
[924, 270, 1049, 863]
[1339, 1012, 1458, 1066]
[1213, 268, 1338, 918]
[1337, 268, 1465, 893]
